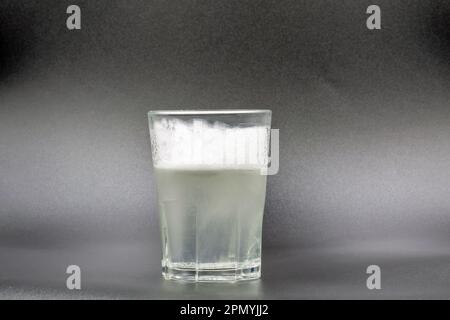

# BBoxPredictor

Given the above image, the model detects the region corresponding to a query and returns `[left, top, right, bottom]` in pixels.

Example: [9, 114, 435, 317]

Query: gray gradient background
[1, 0, 450, 299]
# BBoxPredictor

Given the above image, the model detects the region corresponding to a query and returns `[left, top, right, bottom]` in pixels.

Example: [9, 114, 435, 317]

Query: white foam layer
[150, 118, 270, 169]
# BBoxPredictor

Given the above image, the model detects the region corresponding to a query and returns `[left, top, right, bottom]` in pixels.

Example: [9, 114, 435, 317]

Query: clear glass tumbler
[148, 109, 271, 282]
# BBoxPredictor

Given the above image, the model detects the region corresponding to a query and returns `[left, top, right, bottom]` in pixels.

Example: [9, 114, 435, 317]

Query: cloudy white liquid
[155, 166, 266, 281]
[150, 119, 269, 281]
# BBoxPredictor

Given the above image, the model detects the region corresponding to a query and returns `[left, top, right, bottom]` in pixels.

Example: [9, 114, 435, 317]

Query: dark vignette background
[1, 0, 450, 299]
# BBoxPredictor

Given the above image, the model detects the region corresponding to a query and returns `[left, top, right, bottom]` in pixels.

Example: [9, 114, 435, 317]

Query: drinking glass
[148, 109, 271, 282]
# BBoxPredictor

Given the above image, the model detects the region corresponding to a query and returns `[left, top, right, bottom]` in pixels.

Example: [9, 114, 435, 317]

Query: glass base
[162, 261, 261, 282]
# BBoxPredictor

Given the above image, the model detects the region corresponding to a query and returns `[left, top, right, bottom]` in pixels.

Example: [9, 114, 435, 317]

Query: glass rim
[148, 109, 271, 116]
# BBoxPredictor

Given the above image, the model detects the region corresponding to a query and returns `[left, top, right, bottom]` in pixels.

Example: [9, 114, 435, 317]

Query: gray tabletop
[1, 239, 449, 300]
